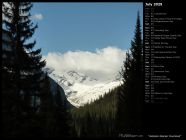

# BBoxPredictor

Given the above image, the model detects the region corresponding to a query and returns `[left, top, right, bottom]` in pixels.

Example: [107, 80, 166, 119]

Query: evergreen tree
[2, 4, 22, 136]
[117, 11, 143, 133]
[3, 2, 45, 112]
[2, 2, 45, 137]
[70, 86, 119, 137]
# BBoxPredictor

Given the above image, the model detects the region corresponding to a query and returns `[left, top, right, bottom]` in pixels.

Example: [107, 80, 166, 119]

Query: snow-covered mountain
[43, 67, 122, 107]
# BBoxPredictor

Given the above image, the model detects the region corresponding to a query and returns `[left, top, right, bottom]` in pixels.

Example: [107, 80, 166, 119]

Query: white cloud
[32, 13, 43, 20]
[44, 46, 126, 81]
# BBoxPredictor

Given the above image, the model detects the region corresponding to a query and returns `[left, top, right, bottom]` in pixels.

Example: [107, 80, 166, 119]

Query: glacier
[43, 67, 122, 107]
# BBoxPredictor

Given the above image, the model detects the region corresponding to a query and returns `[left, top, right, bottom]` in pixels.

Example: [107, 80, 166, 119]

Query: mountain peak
[44, 66, 121, 107]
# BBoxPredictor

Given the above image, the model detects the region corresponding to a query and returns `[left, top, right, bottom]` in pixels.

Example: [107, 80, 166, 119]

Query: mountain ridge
[43, 67, 122, 107]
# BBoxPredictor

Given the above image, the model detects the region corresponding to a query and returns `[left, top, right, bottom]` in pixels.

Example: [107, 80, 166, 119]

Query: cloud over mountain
[43, 46, 126, 81]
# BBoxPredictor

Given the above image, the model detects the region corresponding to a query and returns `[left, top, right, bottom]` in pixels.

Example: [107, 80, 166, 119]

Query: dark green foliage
[117, 11, 143, 133]
[70, 86, 121, 137]
[2, 2, 70, 138]
[2, 2, 45, 137]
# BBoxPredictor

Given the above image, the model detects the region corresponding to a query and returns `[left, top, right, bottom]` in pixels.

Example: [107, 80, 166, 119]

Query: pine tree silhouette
[2, 2, 45, 137]
[117, 11, 143, 133]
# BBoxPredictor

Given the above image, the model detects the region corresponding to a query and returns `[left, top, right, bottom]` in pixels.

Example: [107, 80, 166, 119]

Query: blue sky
[31, 3, 143, 55]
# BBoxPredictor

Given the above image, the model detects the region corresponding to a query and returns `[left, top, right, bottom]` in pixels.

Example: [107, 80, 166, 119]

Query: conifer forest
[2, 2, 143, 138]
